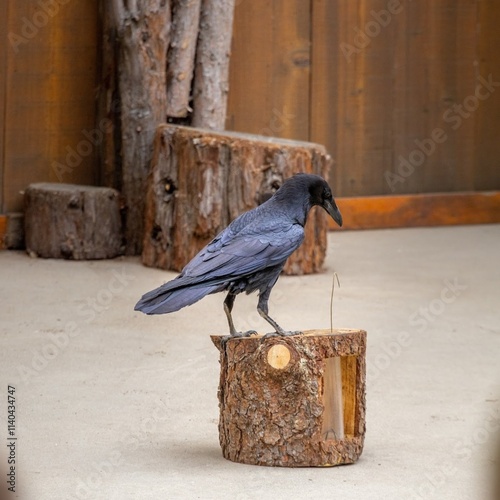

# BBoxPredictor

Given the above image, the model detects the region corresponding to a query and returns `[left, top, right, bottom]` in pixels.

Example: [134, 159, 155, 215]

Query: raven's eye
[323, 188, 331, 200]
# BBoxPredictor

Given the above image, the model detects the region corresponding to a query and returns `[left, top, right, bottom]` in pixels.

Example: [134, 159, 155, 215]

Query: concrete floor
[1, 225, 500, 500]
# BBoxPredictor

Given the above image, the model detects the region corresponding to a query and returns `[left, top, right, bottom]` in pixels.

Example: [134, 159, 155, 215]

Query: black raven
[134, 173, 342, 338]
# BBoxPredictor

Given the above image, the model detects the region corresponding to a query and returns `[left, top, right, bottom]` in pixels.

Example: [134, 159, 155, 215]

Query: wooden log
[111, 0, 171, 255]
[166, 0, 202, 118]
[141, 124, 332, 275]
[210, 329, 367, 467]
[24, 183, 123, 259]
[191, 0, 235, 130]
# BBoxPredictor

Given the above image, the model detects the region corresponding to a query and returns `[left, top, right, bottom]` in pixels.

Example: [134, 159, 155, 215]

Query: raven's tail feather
[134, 279, 221, 315]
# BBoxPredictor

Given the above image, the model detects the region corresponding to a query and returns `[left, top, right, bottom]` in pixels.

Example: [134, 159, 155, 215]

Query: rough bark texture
[191, 0, 235, 130]
[111, 0, 171, 255]
[98, 1, 122, 191]
[141, 124, 332, 275]
[24, 183, 123, 259]
[166, 0, 202, 118]
[211, 329, 367, 467]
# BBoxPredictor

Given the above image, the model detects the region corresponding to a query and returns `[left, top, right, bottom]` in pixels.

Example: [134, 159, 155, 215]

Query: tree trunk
[97, 1, 122, 191]
[111, 0, 171, 255]
[166, 0, 202, 118]
[141, 124, 332, 275]
[191, 0, 235, 130]
[211, 329, 367, 467]
[24, 183, 123, 259]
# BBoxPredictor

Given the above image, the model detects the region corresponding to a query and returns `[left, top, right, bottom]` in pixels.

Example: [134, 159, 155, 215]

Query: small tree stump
[142, 124, 332, 275]
[24, 183, 123, 259]
[211, 329, 366, 467]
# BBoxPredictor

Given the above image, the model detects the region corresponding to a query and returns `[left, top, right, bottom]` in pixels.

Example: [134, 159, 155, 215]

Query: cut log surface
[142, 124, 332, 275]
[211, 329, 367, 467]
[24, 183, 123, 259]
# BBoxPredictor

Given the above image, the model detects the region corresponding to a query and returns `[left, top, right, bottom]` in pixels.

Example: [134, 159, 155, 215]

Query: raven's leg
[257, 289, 300, 337]
[223, 292, 257, 338]
[223, 292, 238, 336]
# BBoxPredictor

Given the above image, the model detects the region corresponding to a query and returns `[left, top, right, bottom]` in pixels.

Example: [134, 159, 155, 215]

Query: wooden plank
[309, 0, 337, 185]
[0, 215, 7, 249]
[3, 0, 98, 213]
[227, 0, 311, 140]
[475, 0, 500, 191]
[0, 2, 8, 212]
[391, 0, 478, 195]
[341, 355, 357, 437]
[329, 191, 500, 230]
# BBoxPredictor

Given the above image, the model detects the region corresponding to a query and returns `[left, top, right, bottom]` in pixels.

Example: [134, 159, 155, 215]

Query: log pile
[141, 125, 332, 275]
[100, 0, 236, 254]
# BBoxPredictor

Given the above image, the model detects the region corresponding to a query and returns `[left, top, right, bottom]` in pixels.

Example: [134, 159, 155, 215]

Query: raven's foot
[220, 330, 258, 349]
[260, 330, 302, 342]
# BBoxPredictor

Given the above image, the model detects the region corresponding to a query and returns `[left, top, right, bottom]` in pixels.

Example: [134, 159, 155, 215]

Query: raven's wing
[135, 208, 305, 314]
[180, 216, 305, 281]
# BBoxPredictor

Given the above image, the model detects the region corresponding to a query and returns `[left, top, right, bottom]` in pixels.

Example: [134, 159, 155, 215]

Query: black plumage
[134, 173, 343, 337]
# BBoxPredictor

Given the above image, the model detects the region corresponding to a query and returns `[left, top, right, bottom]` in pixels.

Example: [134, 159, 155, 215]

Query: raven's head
[307, 176, 343, 228]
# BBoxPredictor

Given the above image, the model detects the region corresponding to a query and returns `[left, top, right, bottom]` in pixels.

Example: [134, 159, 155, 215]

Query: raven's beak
[323, 199, 343, 227]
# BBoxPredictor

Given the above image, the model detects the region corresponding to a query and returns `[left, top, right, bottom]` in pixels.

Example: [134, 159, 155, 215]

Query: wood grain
[330, 191, 500, 230]
[2, 0, 98, 213]
[0, 215, 7, 249]
[228, 0, 500, 197]
[226, 0, 311, 141]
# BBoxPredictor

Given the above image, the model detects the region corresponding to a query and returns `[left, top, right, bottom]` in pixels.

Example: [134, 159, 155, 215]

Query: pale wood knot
[266, 343, 291, 369]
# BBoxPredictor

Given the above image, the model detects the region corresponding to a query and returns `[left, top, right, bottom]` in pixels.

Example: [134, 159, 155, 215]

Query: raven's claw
[221, 330, 258, 349]
[260, 330, 302, 342]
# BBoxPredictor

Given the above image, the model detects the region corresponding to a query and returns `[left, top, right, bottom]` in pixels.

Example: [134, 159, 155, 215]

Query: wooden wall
[227, 0, 500, 197]
[0, 0, 99, 213]
[1, 0, 500, 214]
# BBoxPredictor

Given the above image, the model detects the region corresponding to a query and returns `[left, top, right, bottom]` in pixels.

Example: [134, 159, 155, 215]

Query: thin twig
[330, 272, 341, 334]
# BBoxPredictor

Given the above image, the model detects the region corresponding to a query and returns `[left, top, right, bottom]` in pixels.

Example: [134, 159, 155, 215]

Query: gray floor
[1, 225, 499, 500]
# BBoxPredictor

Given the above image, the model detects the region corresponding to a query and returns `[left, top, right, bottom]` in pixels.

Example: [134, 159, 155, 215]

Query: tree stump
[142, 124, 332, 275]
[24, 183, 123, 259]
[211, 329, 366, 467]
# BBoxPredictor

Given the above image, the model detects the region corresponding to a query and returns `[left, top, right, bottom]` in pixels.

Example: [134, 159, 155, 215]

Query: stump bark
[211, 329, 367, 467]
[24, 183, 123, 259]
[142, 124, 332, 275]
